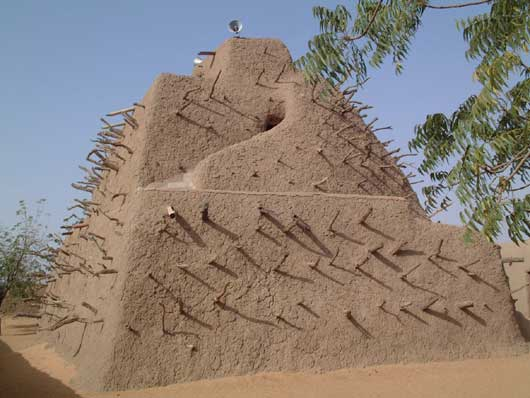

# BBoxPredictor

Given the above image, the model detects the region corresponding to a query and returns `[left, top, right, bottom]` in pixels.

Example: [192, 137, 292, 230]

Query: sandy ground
[0, 316, 529, 398]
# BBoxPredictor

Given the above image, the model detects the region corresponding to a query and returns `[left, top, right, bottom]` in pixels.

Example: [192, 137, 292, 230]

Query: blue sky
[1, 1, 500, 238]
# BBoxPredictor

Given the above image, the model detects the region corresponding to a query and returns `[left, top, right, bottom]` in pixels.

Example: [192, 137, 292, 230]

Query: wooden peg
[344, 310, 354, 321]
[292, 215, 311, 232]
[328, 210, 340, 233]
[88, 232, 105, 241]
[277, 158, 292, 168]
[366, 117, 378, 129]
[71, 223, 89, 229]
[257, 205, 268, 215]
[329, 248, 340, 266]
[357, 207, 373, 225]
[501, 257, 524, 264]
[122, 113, 138, 129]
[81, 302, 98, 314]
[354, 253, 370, 270]
[312, 176, 329, 190]
[275, 314, 293, 326]
[390, 240, 407, 256]
[274, 253, 289, 272]
[395, 153, 417, 161]
[457, 301, 474, 310]
[342, 148, 356, 164]
[101, 121, 126, 131]
[209, 70, 221, 99]
[422, 297, 439, 311]
[125, 324, 139, 335]
[106, 106, 135, 117]
[94, 269, 118, 276]
[367, 242, 383, 254]
[457, 301, 475, 311]
[400, 263, 422, 281]
[175, 298, 185, 315]
[167, 206, 176, 219]
[382, 148, 400, 158]
[372, 126, 392, 133]
[458, 265, 476, 277]
[308, 257, 320, 270]
[201, 202, 209, 222]
[214, 283, 229, 306]
[428, 239, 444, 261]
[58, 249, 71, 257]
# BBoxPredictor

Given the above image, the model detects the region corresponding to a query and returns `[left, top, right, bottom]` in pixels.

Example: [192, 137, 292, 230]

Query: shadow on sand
[515, 310, 530, 342]
[0, 339, 81, 398]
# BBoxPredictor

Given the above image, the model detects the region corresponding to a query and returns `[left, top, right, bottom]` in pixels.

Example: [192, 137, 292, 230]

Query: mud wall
[41, 37, 527, 392]
[102, 189, 524, 390]
[501, 241, 530, 340]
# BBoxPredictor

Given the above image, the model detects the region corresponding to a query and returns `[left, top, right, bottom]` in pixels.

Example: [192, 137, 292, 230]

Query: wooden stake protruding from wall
[357, 207, 373, 225]
[167, 206, 177, 219]
[201, 203, 209, 222]
[400, 263, 422, 281]
[457, 301, 474, 310]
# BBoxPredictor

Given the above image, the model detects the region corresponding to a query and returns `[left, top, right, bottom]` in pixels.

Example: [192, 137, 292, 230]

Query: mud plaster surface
[40, 38, 527, 391]
[501, 241, 530, 340]
[2, 317, 530, 398]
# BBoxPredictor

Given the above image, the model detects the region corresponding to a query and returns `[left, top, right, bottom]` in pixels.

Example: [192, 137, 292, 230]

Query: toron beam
[167, 206, 176, 218]
[502, 257, 524, 264]
[106, 106, 136, 117]
[101, 122, 126, 130]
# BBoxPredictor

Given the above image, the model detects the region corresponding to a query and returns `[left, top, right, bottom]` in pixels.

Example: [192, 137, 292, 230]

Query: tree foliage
[296, 0, 530, 243]
[0, 200, 57, 306]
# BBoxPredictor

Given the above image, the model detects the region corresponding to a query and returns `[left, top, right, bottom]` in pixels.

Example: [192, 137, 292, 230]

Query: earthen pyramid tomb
[43, 38, 527, 391]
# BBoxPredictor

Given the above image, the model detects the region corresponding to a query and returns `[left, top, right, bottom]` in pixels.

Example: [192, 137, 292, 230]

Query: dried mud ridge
[40, 38, 527, 392]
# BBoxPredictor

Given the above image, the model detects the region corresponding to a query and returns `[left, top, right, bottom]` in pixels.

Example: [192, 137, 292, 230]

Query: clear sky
[1, 1, 500, 238]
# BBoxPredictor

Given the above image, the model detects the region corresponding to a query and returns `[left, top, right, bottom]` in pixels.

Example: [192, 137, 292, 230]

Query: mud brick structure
[41, 38, 527, 391]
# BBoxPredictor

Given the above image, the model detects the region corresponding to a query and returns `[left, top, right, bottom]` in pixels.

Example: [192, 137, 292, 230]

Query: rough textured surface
[2, 317, 530, 398]
[1, 318, 530, 398]
[40, 38, 527, 392]
[501, 241, 530, 340]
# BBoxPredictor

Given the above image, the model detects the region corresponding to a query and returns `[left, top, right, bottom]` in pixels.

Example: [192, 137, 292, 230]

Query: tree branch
[343, 0, 384, 42]
[507, 182, 530, 192]
[424, 0, 492, 9]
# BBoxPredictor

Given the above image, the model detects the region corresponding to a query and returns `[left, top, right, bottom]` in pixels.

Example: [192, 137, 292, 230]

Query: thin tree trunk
[0, 288, 6, 336]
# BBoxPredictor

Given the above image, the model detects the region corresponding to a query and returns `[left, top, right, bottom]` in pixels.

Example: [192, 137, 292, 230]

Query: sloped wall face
[501, 242, 530, 340]
[104, 190, 525, 390]
[139, 38, 421, 210]
[39, 74, 158, 389]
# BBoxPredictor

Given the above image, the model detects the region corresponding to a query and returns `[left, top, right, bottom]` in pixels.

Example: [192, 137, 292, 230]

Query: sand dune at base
[1, 317, 530, 398]
[90, 354, 530, 398]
